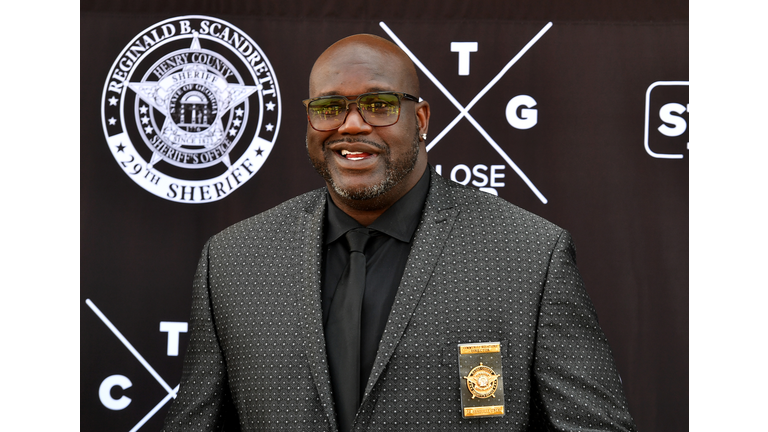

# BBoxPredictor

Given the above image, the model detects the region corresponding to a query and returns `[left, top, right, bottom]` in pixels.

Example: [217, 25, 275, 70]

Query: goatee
[307, 131, 420, 201]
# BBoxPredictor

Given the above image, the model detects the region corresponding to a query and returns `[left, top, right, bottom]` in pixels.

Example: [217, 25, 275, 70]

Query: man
[162, 34, 637, 432]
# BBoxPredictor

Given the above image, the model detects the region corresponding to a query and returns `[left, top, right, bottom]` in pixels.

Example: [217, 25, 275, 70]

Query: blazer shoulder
[209, 188, 325, 245]
[433, 171, 564, 236]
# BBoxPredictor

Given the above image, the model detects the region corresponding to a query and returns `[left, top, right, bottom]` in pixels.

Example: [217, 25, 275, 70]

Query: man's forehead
[320, 34, 402, 61]
[310, 61, 402, 95]
[309, 35, 418, 96]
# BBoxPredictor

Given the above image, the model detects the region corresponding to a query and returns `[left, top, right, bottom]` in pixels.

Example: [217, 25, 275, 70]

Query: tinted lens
[307, 97, 346, 130]
[359, 93, 401, 126]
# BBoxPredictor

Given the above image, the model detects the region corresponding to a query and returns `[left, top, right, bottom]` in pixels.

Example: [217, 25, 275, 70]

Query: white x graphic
[86, 299, 179, 432]
[380, 21, 553, 204]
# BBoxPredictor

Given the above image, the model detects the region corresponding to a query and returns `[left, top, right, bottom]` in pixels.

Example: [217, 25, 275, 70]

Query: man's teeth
[341, 150, 366, 160]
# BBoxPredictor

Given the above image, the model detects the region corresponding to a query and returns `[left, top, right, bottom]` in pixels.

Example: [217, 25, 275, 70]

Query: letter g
[506, 95, 538, 130]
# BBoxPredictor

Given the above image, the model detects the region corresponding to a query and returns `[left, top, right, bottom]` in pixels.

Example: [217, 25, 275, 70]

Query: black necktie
[325, 227, 371, 432]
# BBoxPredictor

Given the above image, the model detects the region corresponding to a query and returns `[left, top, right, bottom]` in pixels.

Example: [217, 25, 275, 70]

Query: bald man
[162, 34, 637, 432]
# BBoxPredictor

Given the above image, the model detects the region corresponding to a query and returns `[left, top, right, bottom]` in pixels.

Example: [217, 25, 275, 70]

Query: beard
[308, 128, 421, 201]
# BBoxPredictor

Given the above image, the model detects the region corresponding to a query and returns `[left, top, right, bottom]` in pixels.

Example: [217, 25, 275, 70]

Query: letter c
[506, 95, 538, 130]
[99, 375, 132, 410]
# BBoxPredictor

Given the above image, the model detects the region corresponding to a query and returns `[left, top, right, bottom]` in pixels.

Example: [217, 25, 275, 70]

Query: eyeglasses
[302, 91, 420, 131]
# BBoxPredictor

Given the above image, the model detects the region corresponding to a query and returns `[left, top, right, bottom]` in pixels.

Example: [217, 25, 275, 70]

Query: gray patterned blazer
[162, 168, 636, 432]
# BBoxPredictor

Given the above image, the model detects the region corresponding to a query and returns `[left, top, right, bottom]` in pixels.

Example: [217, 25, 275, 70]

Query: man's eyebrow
[314, 91, 343, 98]
[314, 87, 392, 98]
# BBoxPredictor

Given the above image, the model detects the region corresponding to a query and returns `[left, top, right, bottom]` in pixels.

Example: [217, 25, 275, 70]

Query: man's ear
[416, 101, 430, 140]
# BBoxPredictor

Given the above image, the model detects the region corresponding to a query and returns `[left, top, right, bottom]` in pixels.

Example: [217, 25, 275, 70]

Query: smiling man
[162, 34, 637, 432]
[306, 35, 430, 225]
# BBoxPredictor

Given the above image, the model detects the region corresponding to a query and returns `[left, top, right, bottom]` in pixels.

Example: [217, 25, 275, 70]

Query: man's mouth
[340, 149, 373, 161]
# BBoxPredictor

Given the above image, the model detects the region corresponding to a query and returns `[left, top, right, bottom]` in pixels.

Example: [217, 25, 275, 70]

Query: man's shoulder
[431, 172, 563, 235]
[211, 188, 325, 243]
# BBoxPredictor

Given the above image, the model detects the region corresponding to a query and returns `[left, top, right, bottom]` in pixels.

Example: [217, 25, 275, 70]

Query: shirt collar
[324, 166, 430, 244]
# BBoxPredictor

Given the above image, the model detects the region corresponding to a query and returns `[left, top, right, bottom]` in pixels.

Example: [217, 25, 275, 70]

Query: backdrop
[81, 2, 688, 431]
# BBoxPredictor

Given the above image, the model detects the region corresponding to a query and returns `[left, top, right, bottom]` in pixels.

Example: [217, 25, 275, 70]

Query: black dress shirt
[321, 167, 430, 398]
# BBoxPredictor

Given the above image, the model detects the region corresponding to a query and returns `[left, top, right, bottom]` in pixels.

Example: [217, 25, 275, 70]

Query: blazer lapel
[296, 190, 338, 431]
[362, 169, 460, 400]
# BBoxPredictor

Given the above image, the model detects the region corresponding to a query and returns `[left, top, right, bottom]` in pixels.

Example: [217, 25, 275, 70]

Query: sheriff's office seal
[463, 363, 501, 399]
[458, 342, 505, 418]
[101, 16, 281, 203]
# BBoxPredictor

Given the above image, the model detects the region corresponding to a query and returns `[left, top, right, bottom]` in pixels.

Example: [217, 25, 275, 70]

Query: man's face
[306, 44, 428, 204]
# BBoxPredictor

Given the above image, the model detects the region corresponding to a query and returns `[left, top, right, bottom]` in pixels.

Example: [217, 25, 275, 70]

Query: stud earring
[421, 133, 427, 141]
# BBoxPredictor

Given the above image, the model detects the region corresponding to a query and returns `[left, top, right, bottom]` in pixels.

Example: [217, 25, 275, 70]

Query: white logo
[380, 21, 553, 204]
[101, 16, 281, 203]
[644, 81, 688, 159]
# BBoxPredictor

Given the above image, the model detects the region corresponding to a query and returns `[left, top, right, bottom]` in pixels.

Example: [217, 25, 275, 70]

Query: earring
[421, 133, 427, 141]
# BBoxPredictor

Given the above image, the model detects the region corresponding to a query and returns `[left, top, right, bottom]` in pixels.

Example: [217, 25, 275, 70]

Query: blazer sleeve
[530, 230, 637, 431]
[161, 240, 239, 432]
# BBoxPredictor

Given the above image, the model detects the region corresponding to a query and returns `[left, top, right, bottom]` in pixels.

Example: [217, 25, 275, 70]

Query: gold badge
[457, 342, 505, 418]
[464, 363, 501, 399]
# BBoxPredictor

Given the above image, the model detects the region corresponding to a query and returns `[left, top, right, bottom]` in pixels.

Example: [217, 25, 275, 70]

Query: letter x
[86, 299, 179, 432]
[380, 22, 553, 204]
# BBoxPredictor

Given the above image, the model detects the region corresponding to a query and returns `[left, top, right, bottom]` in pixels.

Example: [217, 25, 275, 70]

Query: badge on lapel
[457, 342, 505, 418]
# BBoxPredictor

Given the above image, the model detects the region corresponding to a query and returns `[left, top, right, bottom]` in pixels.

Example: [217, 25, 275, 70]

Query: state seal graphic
[101, 16, 281, 203]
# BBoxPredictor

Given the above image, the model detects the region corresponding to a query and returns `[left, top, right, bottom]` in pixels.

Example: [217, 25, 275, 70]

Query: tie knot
[345, 228, 371, 254]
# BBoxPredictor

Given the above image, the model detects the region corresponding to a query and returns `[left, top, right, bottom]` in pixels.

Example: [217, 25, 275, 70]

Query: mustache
[323, 137, 386, 151]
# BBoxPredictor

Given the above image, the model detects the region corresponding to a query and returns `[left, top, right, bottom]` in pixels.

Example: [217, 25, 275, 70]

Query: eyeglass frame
[301, 91, 421, 132]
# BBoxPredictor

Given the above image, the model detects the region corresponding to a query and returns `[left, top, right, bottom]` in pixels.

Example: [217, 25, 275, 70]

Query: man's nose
[337, 104, 374, 134]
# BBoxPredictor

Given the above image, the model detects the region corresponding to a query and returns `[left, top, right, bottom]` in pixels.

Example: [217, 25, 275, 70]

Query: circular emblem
[463, 363, 501, 399]
[101, 16, 281, 203]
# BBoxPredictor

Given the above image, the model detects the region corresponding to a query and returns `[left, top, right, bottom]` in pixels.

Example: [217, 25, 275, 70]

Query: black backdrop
[81, 2, 688, 431]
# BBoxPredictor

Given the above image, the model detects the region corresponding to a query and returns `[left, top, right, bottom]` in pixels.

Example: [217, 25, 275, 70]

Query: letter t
[450, 42, 478, 76]
[159, 321, 188, 356]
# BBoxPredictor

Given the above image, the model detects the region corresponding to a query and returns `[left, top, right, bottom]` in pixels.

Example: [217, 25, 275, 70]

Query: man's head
[305, 34, 430, 217]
